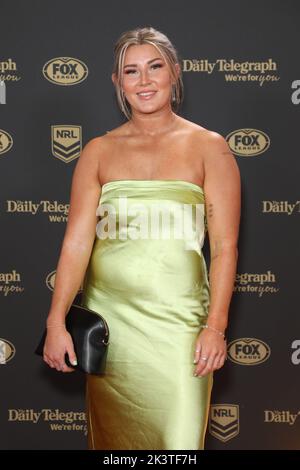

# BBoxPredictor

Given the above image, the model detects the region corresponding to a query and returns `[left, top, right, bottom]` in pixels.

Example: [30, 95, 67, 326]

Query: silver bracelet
[202, 324, 226, 338]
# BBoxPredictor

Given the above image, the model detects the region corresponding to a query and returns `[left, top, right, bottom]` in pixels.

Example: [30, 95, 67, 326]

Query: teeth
[138, 92, 155, 96]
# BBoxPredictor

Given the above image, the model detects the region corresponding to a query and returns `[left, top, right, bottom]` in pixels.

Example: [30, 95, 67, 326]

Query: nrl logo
[51, 125, 82, 163]
[209, 404, 239, 442]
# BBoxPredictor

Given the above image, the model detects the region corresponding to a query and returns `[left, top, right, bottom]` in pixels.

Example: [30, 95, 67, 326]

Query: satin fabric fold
[82, 180, 213, 450]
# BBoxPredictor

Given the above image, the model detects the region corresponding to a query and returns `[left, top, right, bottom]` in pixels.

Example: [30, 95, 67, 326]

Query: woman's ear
[111, 72, 117, 86]
[174, 62, 180, 80]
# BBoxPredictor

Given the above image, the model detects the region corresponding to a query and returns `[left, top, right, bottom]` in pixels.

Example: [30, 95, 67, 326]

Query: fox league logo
[0, 338, 16, 364]
[0, 129, 13, 155]
[43, 57, 88, 85]
[226, 128, 270, 157]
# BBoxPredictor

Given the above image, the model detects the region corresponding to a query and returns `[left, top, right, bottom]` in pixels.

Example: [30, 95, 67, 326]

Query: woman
[44, 26, 241, 450]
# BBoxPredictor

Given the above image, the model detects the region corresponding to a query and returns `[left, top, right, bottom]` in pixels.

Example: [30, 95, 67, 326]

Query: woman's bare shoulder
[179, 117, 225, 143]
[85, 124, 129, 154]
[187, 124, 233, 166]
[102, 122, 129, 138]
[81, 125, 125, 154]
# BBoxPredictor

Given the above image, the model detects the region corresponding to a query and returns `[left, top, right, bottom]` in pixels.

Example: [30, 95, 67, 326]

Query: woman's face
[113, 44, 178, 116]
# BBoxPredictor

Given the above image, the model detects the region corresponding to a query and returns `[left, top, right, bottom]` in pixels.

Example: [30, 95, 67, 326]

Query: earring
[171, 84, 176, 102]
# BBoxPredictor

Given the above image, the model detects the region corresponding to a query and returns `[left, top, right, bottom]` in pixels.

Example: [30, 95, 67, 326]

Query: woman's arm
[44, 137, 103, 372]
[194, 131, 241, 376]
[203, 132, 241, 331]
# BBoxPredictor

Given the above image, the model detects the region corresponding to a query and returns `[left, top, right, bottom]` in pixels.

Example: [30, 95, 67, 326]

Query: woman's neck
[128, 109, 178, 137]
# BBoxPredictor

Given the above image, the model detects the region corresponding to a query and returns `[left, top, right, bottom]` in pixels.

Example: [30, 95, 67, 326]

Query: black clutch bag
[35, 302, 110, 375]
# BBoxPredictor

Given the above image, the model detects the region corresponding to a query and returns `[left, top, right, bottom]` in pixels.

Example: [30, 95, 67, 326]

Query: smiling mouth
[136, 91, 157, 99]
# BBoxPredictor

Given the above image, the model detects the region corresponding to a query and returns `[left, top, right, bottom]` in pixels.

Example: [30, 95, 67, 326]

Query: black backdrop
[1, 0, 299, 450]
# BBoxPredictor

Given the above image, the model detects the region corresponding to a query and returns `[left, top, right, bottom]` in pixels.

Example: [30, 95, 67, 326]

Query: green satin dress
[81, 179, 213, 450]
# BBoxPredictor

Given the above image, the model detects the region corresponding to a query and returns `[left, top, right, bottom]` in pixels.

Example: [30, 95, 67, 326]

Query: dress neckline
[100, 179, 204, 194]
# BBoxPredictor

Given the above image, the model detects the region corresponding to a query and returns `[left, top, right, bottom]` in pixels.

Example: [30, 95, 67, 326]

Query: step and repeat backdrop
[0, 0, 299, 450]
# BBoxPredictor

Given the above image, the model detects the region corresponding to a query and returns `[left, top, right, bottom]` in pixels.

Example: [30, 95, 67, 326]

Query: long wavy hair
[112, 26, 184, 120]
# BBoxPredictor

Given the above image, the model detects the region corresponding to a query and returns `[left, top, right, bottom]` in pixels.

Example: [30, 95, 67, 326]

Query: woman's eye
[125, 64, 162, 74]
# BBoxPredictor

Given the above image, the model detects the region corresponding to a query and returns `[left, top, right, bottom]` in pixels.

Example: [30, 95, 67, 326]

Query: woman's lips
[136, 91, 157, 100]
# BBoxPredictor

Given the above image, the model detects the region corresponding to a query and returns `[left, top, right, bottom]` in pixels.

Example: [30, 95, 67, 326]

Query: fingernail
[193, 359, 198, 364]
[72, 360, 77, 366]
[193, 372, 198, 376]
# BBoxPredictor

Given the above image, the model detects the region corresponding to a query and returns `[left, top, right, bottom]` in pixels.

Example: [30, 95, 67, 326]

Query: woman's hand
[193, 327, 227, 377]
[43, 326, 77, 373]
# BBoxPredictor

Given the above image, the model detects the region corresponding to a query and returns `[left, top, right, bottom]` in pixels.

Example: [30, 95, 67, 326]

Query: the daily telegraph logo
[42, 57, 88, 85]
[0, 59, 22, 84]
[6, 200, 69, 222]
[0, 270, 24, 297]
[264, 410, 300, 425]
[262, 201, 300, 215]
[209, 404, 239, 442]
[8, 409, 87, 434]
[0, 339, 16, 364]
[0, 129, 13, 155]
[234, 271, 279, 297]
[182, 58, 280, 86]
[227, 338, 271, 365]
[226, 129, 270, 157]
[51, 125, 82, 163]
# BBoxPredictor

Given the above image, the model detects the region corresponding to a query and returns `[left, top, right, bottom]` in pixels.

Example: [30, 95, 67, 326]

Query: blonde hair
[112, 26, 184, 120]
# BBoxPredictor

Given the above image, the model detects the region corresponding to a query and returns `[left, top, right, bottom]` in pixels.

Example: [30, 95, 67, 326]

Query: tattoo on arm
[207, 203, 213, 218]
[206, 203, 219, 259]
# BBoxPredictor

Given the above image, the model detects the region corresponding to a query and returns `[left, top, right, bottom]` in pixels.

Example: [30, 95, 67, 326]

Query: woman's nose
[139, 69, 151, 86]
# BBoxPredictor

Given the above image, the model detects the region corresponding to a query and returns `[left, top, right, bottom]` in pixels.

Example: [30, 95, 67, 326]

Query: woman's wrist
[46, 316, 66, 328]
[201, 323, 226, 338]
[205, 313, 228, 333]
[46, 323, 66, 329]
